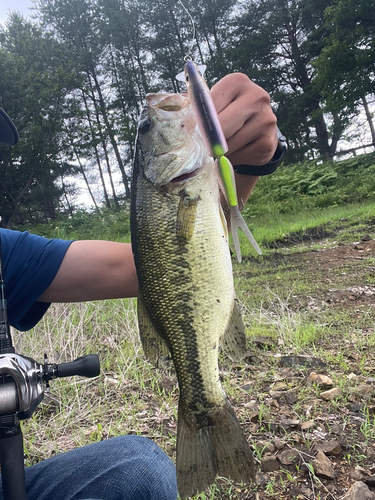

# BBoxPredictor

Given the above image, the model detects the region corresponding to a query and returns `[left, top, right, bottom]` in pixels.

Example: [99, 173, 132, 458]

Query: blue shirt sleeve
[0, 229, 73, 331]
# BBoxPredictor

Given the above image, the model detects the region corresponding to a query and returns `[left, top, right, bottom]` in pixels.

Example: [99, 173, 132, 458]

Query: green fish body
[131, 93, 255, 499]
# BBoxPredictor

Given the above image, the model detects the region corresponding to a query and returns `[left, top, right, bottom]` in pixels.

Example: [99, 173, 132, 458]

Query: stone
[279, 355, 327, 369]
[321, 387, 342, 400]
[255, 472, 268, 487]
[254, 336, 274, 349]
[357, 384, 375, 396]
[260, 454, 280, 472]
[277, 449, 300, 466]
[272, 381, 288, 391]
[330, 424, 344, 435]
[361, 234, 372, 241]
[308, 372, 333, 387]
[312, 451, 336, 480]
[301, 419, 315, 431]
[341, 481, 375, 500]
[248, 410, 260, 423]
[273, 438, 284, 450]
[285, 392, 298, 405]
[255, 440, 275, 455]
[279, 419, 301, 431]
[314, 440, 342, 456]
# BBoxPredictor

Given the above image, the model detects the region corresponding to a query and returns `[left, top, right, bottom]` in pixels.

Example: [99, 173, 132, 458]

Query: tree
[225, 0, 346, 160]
[0, 14, 80, 227]
[314, 0, 375, 146]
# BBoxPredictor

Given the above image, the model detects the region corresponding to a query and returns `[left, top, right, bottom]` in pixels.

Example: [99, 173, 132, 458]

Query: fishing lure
[176, 61, 262, 262]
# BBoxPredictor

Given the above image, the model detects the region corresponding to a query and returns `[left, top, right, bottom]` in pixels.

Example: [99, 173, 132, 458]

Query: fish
[130, 92, 256, 499]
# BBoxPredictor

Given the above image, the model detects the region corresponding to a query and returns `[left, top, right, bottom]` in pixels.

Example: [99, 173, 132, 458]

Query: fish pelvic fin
[221, 298, 247, 361]
[230, 205, 262, 262]
[137, 289, 170, 367]
[176, 399, 256, 499]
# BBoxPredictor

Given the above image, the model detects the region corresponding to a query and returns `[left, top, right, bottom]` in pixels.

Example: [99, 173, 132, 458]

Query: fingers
[211, 73, 278, 166]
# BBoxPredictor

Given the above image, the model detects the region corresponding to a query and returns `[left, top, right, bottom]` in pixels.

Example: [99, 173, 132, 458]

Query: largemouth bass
[130, 92, 256, 499]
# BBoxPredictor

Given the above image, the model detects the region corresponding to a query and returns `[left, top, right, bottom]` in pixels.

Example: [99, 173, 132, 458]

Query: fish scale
[131, 92, 256, 498]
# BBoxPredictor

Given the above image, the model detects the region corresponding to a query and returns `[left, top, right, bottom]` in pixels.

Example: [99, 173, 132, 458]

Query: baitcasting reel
[0, 350, 100, 500]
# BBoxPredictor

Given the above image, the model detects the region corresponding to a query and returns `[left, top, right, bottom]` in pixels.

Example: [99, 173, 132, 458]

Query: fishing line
[178, 0, 196, 62]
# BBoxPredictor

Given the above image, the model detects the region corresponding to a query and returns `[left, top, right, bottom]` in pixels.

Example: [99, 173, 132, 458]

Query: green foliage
[244, 152, 375, 219]
[314, 0, 375, 113]
[16, 206, 131, 242]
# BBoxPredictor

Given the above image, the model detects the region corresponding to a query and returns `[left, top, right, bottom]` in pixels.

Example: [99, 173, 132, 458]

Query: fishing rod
[0, 235, 100, 500]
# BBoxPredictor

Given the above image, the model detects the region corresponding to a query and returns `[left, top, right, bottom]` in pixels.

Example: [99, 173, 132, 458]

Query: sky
[0, 0, 34, 24]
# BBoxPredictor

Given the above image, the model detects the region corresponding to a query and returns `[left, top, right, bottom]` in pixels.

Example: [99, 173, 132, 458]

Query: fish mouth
[147, 93, 189, 112]
[169, 166, 202, 184]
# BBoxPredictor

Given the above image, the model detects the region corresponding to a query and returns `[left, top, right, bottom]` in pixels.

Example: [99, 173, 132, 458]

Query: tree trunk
[82, 91, 111, 208]
[362, 95, 375, 146]
[88, 66, 131, 198]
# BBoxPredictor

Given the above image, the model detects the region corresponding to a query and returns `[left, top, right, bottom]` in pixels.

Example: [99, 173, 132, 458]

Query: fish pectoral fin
[221, 298, 247, 361]
[137, 290, 170, 367]
[175, 191, 199, 240]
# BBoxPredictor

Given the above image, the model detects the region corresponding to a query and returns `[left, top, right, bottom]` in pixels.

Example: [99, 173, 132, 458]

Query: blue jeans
[0, 436, 177, 500]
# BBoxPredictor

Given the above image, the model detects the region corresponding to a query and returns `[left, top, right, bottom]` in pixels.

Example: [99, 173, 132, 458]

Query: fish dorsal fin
[220, 299, 247, 361]
[176, 191, 199, 240]
[137, 289, 170, 366]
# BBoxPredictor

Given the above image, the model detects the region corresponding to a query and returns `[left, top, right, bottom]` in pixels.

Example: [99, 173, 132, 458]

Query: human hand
[211, 73, 278, 167]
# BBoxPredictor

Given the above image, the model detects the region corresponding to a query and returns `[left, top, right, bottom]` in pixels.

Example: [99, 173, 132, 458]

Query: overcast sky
[0, 0, 35, 24]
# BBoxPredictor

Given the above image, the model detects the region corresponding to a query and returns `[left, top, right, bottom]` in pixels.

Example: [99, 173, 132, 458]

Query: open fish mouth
[147, 93, 189, 112]
[169, 166, 202, 184]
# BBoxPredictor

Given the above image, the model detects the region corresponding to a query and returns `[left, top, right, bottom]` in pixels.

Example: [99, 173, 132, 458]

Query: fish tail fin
[176, 400, 256, 499]
[230, 205, 262, 262]
[212, 399, 257, 483]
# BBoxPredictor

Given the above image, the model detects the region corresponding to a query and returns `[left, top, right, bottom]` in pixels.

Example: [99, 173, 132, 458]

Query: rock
[260, 454, 280, 472]
[350, 466, 370, 481]
[248, 410, 260, 423]
[300, 484, 313, 499]
[277, 449, 300, 466]
[321, 387, 342, 400]
[271, 381, 288, 391]
[279, 355, 327, 369]
[279, 418, 301, 431]
[330, 424, 344, 435]
[358, 384, 375, 396]
[363, 477, 375, 488]
[347, 372, 357, 380]
[255, 472, 268, 487]
[314, 439, 342, 456]
[254, 336, 274, 349]
[312, 451, 336, 480]
[301, 419, 315, 431]
[365, 446, 375, 463]
[272, 438, 284, 450]
[342, 481, 375, 500]
[284, 392, 298, 405]
[308, 372, 333, 387]
[159, 376, 177, 393]
[361, 234, 372, 241]
[255, 440, 275, 455]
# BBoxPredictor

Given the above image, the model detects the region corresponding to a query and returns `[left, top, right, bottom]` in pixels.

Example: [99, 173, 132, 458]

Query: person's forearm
[38, 241, 138, 303]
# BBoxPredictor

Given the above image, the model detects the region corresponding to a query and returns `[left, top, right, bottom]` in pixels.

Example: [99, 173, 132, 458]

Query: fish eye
[138, 119, 152, 135]
[185, 75, 189, 83]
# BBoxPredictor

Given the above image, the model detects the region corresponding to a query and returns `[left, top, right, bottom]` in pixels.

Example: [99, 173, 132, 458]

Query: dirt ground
[229, 235, 375, 500]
